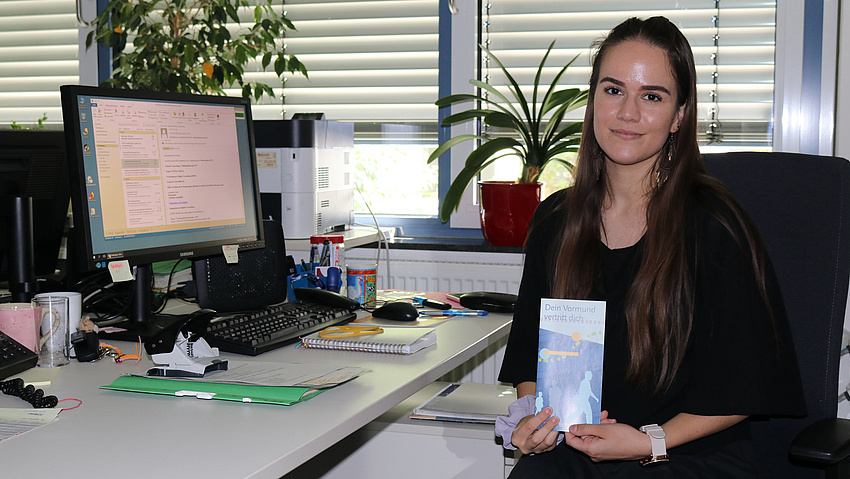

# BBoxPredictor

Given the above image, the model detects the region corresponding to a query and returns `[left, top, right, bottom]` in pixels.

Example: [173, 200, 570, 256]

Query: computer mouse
[372, 302, 420, 322]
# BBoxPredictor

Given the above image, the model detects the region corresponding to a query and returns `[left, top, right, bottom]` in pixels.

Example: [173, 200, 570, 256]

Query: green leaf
[274, 55, 287, 76]
[426, 134, 483, 163]
[441, 109, 493, 125]
[483, 111, 523, 130]
[439, 166, 480, 222]
[479, 44, 531, 123]
[435, 93, 485, 107]
[541, 88, 582, 116]
[463, 137, 521, 171]
[469, 79, 520, 118]
[225, 3, 240, 22]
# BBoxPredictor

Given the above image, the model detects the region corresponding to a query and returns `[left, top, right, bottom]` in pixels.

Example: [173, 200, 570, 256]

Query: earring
[655, 134, 675, 187]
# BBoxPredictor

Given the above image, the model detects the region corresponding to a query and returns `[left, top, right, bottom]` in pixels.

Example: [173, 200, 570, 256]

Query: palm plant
[427, 41, 588, 222]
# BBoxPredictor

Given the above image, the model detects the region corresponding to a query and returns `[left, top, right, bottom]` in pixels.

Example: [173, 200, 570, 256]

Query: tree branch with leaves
[86, 0, 307, 100]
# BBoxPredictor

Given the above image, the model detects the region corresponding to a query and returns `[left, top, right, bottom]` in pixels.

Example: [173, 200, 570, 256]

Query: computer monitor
[60, 85, 265, 339]
[0, 130, 70, 295]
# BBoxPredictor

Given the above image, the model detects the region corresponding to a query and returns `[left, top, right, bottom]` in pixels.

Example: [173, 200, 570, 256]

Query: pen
[319, 240, 330, 266]
[420, 309, 489, 316]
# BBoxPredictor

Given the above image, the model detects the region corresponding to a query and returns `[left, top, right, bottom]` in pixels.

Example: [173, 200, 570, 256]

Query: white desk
[0, 312, 511, 478]
[288, 382, 517, 479]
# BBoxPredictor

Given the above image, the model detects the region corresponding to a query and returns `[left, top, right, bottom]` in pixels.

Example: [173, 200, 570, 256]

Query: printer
[254, 119, 355, 239]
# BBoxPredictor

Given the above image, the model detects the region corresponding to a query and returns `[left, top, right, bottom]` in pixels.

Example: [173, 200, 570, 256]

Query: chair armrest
[790, 417, 850, 465]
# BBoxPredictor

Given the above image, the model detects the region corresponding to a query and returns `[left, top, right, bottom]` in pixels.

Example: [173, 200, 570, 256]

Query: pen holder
[287, 265, 341, 301]
[287, 264, 318, 302]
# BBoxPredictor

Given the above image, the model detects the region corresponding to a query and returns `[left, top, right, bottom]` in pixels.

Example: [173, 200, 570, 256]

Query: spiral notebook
[301, 327, 436, 354]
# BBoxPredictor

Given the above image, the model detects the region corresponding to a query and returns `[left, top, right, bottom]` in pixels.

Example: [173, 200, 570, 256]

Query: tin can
[346, 264, 377, 308]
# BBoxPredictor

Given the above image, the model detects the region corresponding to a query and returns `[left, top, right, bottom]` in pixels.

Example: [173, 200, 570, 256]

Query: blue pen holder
[287, 264, 342, 302]
[288, 264, 317, 302]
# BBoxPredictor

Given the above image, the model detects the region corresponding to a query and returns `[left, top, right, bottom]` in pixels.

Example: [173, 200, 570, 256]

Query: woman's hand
[511, 407, 561, 455]
[599, 409, 617, 424]
[562, 422, 650, 462]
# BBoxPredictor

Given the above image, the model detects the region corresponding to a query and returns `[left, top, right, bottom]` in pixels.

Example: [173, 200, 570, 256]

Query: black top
[498, 187, 806, 454]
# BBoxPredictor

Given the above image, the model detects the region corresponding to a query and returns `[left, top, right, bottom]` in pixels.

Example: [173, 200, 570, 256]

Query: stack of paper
[411, 382, 516, 424]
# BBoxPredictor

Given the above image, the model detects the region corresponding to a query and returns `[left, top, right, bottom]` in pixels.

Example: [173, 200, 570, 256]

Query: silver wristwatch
[639, 424, 669, 466]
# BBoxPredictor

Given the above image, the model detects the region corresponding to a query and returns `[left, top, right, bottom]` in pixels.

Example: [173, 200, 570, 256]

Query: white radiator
[346, 247, 524, 384]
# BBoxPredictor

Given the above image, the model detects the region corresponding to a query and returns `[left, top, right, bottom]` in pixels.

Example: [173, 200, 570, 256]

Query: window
[483, 1, 776, 151]
[0, 0, 82, 127]
[477, 1, 776, 196]
[3, 1, 836, 235]
[270, 0, 441, 217]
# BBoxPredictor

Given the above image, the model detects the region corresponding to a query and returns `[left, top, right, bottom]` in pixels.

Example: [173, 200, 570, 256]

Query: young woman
[497, 16, 805, 477]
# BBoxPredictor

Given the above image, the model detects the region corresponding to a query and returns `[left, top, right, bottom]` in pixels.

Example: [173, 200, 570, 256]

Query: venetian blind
[483, 0, 776, 148]
[251, 0, 439, 141]
[0, 0, 79, 126]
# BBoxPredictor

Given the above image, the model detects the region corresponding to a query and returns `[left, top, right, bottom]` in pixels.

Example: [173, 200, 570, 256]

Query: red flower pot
[478, 181, 542, 246]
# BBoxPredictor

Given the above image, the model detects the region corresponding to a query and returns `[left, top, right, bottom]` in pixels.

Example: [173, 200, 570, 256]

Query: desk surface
[0, 311, 511, 478]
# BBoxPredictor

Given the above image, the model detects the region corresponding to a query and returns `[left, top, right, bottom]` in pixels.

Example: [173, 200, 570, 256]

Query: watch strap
[639, 424, 669, 466]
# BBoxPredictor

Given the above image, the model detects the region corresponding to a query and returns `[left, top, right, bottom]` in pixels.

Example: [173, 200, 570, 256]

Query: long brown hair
[551, 17, 771, 394]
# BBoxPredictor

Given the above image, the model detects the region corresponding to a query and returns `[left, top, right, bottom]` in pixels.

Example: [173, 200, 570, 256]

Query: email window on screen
[89, 99, 247, 240]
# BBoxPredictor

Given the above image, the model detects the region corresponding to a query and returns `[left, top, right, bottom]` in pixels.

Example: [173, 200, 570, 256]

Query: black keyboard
[0, 330, 38, 380]
[203, 301, 357, 356]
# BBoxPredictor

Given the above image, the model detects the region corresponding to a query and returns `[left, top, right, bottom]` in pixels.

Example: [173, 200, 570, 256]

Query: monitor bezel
[60, 85, 266, 273]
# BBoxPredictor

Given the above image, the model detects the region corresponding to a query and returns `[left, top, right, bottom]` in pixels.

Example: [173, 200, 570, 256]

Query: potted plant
[427, 41, 587, 245]
[86, 0, 307, 100]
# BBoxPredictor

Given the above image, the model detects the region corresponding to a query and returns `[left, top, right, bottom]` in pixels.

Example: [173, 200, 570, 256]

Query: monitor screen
[60, 85, 265, 338]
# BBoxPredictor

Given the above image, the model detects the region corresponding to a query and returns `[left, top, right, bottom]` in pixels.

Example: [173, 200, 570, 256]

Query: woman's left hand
[562, 422, 650, 462]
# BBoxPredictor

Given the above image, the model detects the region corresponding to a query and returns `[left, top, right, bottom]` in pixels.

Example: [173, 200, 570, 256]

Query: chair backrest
[703, 152, 850, 478]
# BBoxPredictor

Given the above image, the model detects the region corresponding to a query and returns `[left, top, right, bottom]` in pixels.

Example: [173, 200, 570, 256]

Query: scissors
[318, 325, 383, 338]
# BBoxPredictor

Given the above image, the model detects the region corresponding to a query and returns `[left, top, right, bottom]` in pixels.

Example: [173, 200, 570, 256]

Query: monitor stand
[97, 264, 190, 343]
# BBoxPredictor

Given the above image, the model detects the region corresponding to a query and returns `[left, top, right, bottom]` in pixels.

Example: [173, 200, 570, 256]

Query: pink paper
[0, 304, 41, 353]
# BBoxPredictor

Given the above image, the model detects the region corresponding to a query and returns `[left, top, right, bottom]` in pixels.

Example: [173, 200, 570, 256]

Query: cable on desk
[58, 398, 83, 411]
[0, 378, 58, 408]
[100, 339, 142, 363]
[354, 183, 393, 289]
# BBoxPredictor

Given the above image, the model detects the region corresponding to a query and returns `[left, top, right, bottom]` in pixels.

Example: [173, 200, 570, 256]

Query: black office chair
[704, 152, 850, 478]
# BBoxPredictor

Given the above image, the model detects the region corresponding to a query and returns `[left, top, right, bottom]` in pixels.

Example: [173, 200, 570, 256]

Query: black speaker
[2, 195, 37, 302]
[193, 220, 289, 312]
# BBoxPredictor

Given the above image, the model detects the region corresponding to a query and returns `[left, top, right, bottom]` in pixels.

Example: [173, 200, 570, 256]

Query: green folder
[101, 375, 324, 406]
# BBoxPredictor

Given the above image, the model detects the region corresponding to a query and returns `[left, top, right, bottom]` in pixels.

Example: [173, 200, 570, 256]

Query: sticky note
[222, 245, 239, 264]
[108, 260, 134, 282]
